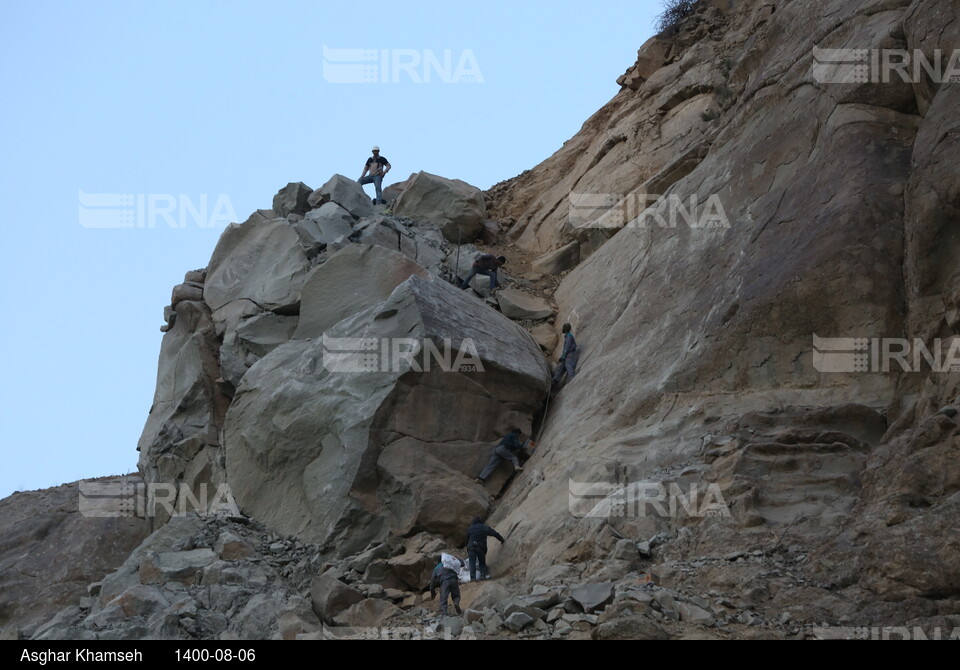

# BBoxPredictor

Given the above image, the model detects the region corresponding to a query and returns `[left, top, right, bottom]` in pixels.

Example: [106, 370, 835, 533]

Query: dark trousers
[468, 544, 488, 580]
[439, 577, 461, 616]
[461, 267, 498, 290]
[478, 444, 520, 480]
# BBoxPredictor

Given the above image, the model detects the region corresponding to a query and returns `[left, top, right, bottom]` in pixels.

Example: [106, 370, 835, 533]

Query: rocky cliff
[5, 0, 959, 640]
[484, 0, 960, 634]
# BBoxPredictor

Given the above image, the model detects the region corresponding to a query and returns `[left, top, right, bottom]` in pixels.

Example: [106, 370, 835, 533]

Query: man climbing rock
[460, 253, 506, 292]
[552, 323, 578, 390]
[464, 516, 504, 581]
[476, 428, 525, 482]
[358, 145, 391, 204]
[429, 554, 464, 616]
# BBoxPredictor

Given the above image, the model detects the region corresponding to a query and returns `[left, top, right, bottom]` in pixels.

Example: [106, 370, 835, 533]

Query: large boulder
[307, 174, 374, 219]
[393, 171, 486, 242]
[497, 288, 554, 320]
[293, 203, 354, 257]
[310, 573, 364, 623]
[569, 583, 615, 613]
[294, 244, 431, 340]
[224, 275, 549, 555]
[272, 182, 312, 217]
[381, 176, 411, 206]
[204, 216, 311, 313]
[385, 552, 435, 591]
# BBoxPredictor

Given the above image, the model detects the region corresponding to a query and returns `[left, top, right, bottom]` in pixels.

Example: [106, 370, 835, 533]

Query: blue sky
[0, 0, 661, 498]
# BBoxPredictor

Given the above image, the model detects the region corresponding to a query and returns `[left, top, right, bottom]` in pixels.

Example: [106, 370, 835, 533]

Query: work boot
[454, 603, 462, 615]
[372, 197, 377, 204]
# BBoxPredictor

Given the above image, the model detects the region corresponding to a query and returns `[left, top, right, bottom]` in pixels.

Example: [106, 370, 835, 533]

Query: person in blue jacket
[552, 323, 578, 386]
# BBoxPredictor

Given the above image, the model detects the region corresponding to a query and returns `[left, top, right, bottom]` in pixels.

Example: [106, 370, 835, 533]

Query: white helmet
[371, 145, 380, 151]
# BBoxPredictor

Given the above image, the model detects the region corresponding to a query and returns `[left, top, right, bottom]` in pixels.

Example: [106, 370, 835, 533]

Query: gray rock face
[477, 1, 960, 633]
[98, 516, 208, 606]
[393, 171, 486, 242]
[204, 217, 310, 313]
[497, 288, 554, 320]
[353, 216, 449, 272]
[294, 244, 432, 340]
[0, 478, 150, 633]
[272, 182, 313, 217]
[308, 174, 375, 219]
[224, 274, 549, 554]
[294, 202, 354, 256]
[220, 309, 299, 390]
[139, 549, 217, 585]
[137, 300, 228, 521]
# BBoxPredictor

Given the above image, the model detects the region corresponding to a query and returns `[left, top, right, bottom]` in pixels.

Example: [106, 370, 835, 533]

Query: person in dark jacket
[460, 254, 506, 291]
[464, 516, 504, 581]
[429, 556, 463, 616]
[552, 323, 578, 386]
[476, 428, 525, 482]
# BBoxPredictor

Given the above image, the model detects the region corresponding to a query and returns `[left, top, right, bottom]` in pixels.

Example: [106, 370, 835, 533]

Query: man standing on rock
[464, 516, 504, 581]
[460, 253, 506, 292]
[476, 428, 525, 482]
[358, 145, 391, 204]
